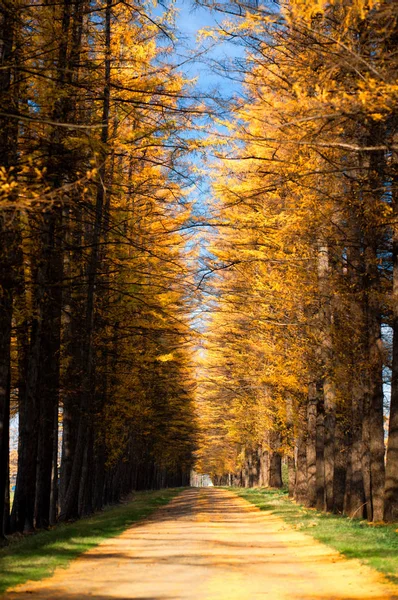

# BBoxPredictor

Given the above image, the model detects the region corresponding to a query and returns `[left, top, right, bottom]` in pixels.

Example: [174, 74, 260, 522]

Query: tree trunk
[285, 396, 295, 495]
[306, 382, 317, 507]
[34, 0, 78, 529]
[269, 454, 282, 488]
[60, 0, 111, 519]
[382, 22, 398, 523]
[9, 239, 32, 533]
[294, 406, 307, 502]
[344, 381, 366, 518]
[259, 443, 269, 487]
[344, 211, 367, 519]
[363, 126, 387, 522]
[333, 411, 348, 514]
[362, 395, 373, 520]
[318, 244, 336, 512]
[323, 378, 336, 512]
[385, 165, 398, 521]
[50, 403, 59, 525]
[34, 208, 63, 529]
[0, 281, 11, 545]
[268, 430, 282, 488]
[315, 392, 325, 511]
[0, 1, 18, 543]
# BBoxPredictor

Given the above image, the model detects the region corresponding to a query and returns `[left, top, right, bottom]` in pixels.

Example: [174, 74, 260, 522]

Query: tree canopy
[0, 0, 397, 543]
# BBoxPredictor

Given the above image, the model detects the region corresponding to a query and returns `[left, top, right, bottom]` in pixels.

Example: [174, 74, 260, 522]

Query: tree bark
[318, 244, 336, 512]
[259, 443, 269, 487]
[333, 410, 348, 514]
[0, 280, 11, 545]
[306, 382, 317, 507]
[9, 232, 33, 533]
[344, 210, 367, 519]
[315, 392, 325, 511]
[363, 125, 386, 522]
[385, 163, 398, 521]
[294, 405, 307, 502]
[0, 0, 19, 544]
[345, 381, 366, 518]
[34, 209, 63, 529]
[60, 0, 111, 519]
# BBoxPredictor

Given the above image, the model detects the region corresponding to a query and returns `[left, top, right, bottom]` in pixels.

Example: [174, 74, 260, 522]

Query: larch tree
[196, 0, 398, 522]
[0, 0, 198, 539]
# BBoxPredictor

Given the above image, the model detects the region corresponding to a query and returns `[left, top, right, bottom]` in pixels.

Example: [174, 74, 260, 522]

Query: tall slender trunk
[294, 402, 307, 502]
[315, 390, 325, 510]
[385, 162, 398, 521]
[344, 211, 367, 519]
[363, 125, 386, 522]
[34, 0, 77, 529]
[318, 244, 336, 512]
[268, 430, 282, 488]
[60, 0, 112, 519]
[306, 382, 317, 507]
[0, 0, 18, 544]
[362, 392, 373, 519]
[285, 396, 295, 496]
[59, 0, 86, 506]
[91, 130, 117, 511]
[364, 254, 385, 522]
[49, 403, 59, 525]
[9, 226, 32, 533]
[323, 379, 336, 512]
[382, 22, 398, 521]
[345, 381, 366, 518]
[0, 280, 12, 545]
[34, 209, 63, 529]
[259, 438, 269, 487]
[333, 409, 348, 514]
[60, 206, 84, 509]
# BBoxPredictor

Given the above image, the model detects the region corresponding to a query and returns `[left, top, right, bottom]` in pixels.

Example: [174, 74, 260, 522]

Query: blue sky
[174, 0, 244, 95]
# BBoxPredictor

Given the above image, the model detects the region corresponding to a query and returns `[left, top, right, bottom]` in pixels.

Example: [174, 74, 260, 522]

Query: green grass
[0, 488, 182, 594]
[231, 487, 398, 584]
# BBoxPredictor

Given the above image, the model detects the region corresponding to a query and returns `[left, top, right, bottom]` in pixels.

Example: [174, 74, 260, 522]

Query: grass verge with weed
[0, 488, 181, 594]
[232, 487, 398, 584]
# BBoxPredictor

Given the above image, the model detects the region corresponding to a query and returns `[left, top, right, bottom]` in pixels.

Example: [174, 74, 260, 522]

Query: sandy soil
[3, 488, 398, 600]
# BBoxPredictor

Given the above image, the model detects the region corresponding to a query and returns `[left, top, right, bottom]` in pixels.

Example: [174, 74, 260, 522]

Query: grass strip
[231, 487, 398, 584]
[0, 488, 181, 594]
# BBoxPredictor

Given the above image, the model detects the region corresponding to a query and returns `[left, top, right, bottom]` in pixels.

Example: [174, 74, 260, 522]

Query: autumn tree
[0, 0, 198, 538]
[197, 0, 397, 522]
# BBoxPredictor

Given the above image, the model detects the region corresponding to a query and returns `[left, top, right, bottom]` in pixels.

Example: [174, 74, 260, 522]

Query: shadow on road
[2, 489, 398, 600]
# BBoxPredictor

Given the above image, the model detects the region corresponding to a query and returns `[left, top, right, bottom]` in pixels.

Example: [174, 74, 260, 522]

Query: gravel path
[3, 488, 398, 600]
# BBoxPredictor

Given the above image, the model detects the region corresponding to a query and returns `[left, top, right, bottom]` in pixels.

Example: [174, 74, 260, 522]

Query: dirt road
[3, 488, 397, 600]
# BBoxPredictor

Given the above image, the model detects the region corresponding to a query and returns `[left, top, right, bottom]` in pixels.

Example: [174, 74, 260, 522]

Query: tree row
[0, 0, 197, 543]
[198, 0, 398, 522]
